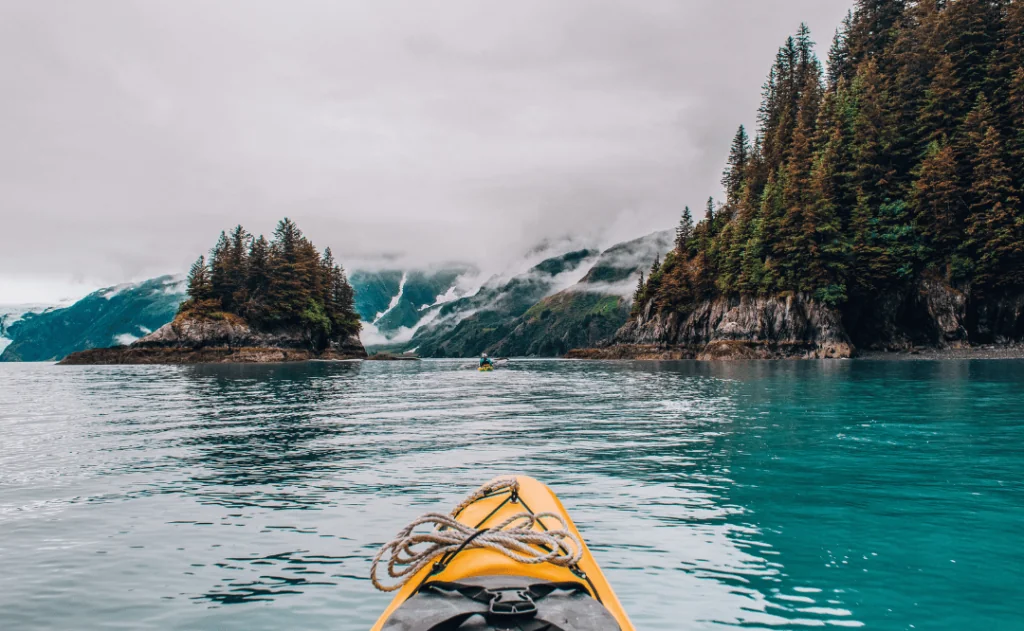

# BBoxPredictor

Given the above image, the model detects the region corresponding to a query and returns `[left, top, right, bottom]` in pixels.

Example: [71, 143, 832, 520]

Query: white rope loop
[370, 479, 584, 592]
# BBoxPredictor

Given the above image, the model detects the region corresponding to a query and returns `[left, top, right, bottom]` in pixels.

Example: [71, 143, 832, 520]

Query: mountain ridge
[1, 230, 672, 361]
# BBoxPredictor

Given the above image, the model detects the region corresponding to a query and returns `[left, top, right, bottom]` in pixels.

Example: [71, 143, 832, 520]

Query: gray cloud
[0, 0, 853, 302]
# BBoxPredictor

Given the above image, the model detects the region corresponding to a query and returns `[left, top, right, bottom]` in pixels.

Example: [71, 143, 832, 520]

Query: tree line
[184, 218, 359, 347]
[636, 0, 1024, 316]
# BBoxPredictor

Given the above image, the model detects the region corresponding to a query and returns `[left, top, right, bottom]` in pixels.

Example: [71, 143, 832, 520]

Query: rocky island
[62, 219, 366, 364]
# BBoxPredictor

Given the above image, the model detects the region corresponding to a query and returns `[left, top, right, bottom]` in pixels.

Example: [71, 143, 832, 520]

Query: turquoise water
[1, 360, 1022, 630]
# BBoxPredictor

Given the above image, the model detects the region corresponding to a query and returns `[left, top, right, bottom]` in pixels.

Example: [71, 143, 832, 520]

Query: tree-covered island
[61, 219, 365, 364]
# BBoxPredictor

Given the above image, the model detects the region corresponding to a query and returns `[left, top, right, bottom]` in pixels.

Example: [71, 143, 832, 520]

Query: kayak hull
[370, 476, 634, 630]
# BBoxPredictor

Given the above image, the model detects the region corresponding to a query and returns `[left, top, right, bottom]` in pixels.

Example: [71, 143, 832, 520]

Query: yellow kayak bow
[371, 476, 634, 630]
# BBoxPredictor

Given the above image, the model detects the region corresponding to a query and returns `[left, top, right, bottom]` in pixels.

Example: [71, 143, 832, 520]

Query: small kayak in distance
[478, 364, 494, 372]
[370, 476, 634, 631]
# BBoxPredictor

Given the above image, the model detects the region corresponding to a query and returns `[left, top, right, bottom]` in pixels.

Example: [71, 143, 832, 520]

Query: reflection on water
[1, 360, 1022, 630]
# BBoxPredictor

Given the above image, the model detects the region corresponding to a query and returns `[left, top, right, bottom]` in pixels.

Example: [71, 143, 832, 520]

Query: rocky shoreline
[591, 279, 1024, 362]
[566, 342, 1024, 361]
[60, 346, 365, 365]
[59, 315, 367, 365]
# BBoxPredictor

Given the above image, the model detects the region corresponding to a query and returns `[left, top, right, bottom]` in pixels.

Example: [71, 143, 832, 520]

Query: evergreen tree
[846, 0, 907, 69]
[920, 54, 964, 148]
[776, 64, 825, 289]
[827, 12, 854, 89]
[940, 0, 1003, 108]
[675, 206, 694, 252]
[265, 218, 311, 324]
[186, 256, 213, 302]
[245, 235, 272, 321]
[992, 0, 1024, 119]
[913, 141, 965, 266]
[633, 271, 645, 306]
[1007, 67, 1024, 191]
[886, 0, 943, 185]
[333, 265, 357, 333]
[964, 125, 1024, 291]
[805, 120, 850, 301]
[848, 60, 896, 213]
[722, 126, 750, 204]
[209, 231, 231, 308]
[247, 236, 271, 297]
[224, 224, 250, 311]
[957, 94, 999, 192]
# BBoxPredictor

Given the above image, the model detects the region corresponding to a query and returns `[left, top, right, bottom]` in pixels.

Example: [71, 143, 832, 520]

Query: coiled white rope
[370, 478, 584, 592]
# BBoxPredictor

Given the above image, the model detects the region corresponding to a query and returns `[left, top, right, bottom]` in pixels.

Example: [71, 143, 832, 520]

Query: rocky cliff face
[615, 293, 853, 359]
[607, 277, 1024, 360]
[60, 315, 366, 364]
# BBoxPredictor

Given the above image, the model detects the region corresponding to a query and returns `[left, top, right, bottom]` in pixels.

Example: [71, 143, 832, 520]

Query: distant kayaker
[479, 353, 494, 368]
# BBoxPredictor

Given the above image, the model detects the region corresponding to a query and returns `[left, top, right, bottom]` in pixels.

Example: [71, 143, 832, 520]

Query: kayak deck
[370, 476, 634, 630]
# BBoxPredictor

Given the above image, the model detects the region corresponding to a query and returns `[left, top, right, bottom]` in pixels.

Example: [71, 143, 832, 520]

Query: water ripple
[1, 360, 1023, 630]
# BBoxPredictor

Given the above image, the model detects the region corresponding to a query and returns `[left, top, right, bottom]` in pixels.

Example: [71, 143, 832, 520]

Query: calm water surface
[1, 360, 1022, 630]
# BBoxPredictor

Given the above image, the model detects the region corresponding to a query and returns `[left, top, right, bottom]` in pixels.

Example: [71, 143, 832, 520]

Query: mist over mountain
[0, 230, 673, 361]
[0, 277, 185, 362]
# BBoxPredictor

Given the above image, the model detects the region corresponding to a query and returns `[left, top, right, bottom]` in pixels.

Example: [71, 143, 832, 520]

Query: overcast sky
[0, 0, 853, 303]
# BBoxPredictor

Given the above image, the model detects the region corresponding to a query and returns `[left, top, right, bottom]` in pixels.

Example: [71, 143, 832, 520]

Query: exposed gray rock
[61, 315, 366, 364]
[920, 277, 969, 347]
[616, 293, 853, 360]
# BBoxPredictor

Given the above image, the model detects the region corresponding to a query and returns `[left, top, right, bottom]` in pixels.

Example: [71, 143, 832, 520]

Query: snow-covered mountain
[0, 231, 676, 360]
[349, 265, 478, 346]
[0, 276, 186, 362]
[0, 304, 63, 355]
[398, 230, 673, 357]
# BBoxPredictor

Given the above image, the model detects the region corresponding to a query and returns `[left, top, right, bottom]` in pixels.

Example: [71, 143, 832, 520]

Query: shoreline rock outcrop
[59, 315, 366, 365]
[592, 293, 852, 360]
[571, 279, 1024, 361]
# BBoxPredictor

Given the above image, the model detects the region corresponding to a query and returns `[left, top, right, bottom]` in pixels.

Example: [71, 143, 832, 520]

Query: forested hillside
[632, 0, 1024, 351]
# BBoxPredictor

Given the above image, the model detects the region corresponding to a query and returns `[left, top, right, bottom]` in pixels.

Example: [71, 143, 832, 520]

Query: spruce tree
[245, 235, 271, 322]
[912, 141, 964, 267]
[846, 0, 907, 69]
[225, 224, 250, 311]
[333, 264, 358, 334]
[675, 207, 694, 253]
[920, 54, 964, 148]
[827, 12, 854, 89]
[993, 0, 1024, 119]
[633, 271, 645, 305]
[266, 218, 315, 325]
[806, 121, 850, 300]
[885, 1, 943, 187]
[940, 0, 1003, 108]
[957, 95, 999, 191]
[186, 256, 213, 302]
[1007, 67, 1024, 191]
[722, 126, 750, 204]
[964, 125, 1024, 291]
[776, 66, 824, 289]
[209, 231, 231, 308]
